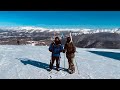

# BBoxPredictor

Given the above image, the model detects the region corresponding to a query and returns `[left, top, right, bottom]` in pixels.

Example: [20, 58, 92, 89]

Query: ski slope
[0, 45, 120, 79]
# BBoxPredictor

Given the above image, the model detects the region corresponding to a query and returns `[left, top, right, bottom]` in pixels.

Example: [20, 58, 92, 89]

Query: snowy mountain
[0, 26, 120, 34]
[0, 45, 120, 79]
[72, 32, 120, 49]
[0, 26, 120, 49]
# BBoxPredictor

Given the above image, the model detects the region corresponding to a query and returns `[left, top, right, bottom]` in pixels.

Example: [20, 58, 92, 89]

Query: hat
[55, 37, 60, 40]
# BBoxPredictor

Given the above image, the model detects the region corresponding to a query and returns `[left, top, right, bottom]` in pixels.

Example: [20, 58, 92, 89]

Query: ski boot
[56, 68, 60, 71]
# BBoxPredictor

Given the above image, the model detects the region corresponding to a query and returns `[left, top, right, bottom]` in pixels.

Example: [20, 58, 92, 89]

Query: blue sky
[0, 11, 120, 29]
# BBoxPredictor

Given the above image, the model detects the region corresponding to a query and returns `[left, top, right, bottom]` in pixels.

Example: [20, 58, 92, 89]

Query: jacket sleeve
[72, 43, 76, 53]
[60, 45, 64, 52]
[63, 43, 67, 53]
[49, 44, 53, 52]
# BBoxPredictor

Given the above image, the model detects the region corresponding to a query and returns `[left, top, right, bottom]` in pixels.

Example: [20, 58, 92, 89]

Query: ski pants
[66, 53, 75, 72]
[50, 56, 60, 69]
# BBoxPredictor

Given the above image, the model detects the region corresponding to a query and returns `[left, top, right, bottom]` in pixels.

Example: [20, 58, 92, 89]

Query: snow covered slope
[0, 45, 120, 79]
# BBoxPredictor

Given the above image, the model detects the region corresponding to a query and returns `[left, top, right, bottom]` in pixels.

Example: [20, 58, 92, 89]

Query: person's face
[67, 37, 71, 42]
[55, 38, 59, 42]
[55, 38, 59, 44]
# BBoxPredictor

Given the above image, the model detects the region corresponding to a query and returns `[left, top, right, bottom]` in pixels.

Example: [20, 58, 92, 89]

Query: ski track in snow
[0, 45, 120, 79]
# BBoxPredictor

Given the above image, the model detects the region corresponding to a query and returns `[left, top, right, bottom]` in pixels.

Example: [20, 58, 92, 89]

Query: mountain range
[0, 26, 120, 49]
[0, 26, 120, 34]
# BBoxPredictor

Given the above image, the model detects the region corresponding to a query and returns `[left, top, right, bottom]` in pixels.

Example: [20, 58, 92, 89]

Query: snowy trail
[0, 45, 120, 79]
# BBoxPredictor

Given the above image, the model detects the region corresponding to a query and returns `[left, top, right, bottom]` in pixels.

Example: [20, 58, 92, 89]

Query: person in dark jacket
[49, 37, 63, 71]
[63, 36, 76, 74]
[17, 40, 20, 45]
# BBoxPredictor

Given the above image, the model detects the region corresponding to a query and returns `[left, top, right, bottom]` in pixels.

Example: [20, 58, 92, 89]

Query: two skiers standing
[49, 36, 76, 74]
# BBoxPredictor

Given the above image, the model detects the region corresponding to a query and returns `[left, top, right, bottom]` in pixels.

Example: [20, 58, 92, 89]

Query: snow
[0, 45, 120, 79]
[0, 26, 120, 34]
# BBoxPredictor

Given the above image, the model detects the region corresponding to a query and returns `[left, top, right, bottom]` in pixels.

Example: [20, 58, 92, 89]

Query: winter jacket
[64, 42, 76, 58]
[49, 42, 63, 57]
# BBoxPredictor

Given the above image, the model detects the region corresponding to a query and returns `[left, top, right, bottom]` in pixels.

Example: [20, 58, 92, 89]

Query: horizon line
[0, 25, 119, 30]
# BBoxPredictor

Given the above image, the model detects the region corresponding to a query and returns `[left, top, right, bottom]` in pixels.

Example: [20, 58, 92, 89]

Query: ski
[55, 71, 60, 74]
[49, 70, 53, 74]
[48, 75, 52, 79]
[48, 69, 60, 75]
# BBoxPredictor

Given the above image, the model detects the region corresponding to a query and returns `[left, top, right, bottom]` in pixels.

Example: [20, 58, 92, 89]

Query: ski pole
[64, 53, 65, 69]
[75, 56, 79, 75]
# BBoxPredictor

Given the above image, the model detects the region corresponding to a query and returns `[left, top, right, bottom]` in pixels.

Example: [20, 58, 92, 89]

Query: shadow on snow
[16, 58, 68, 72]
[88, 51, 120, 61]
